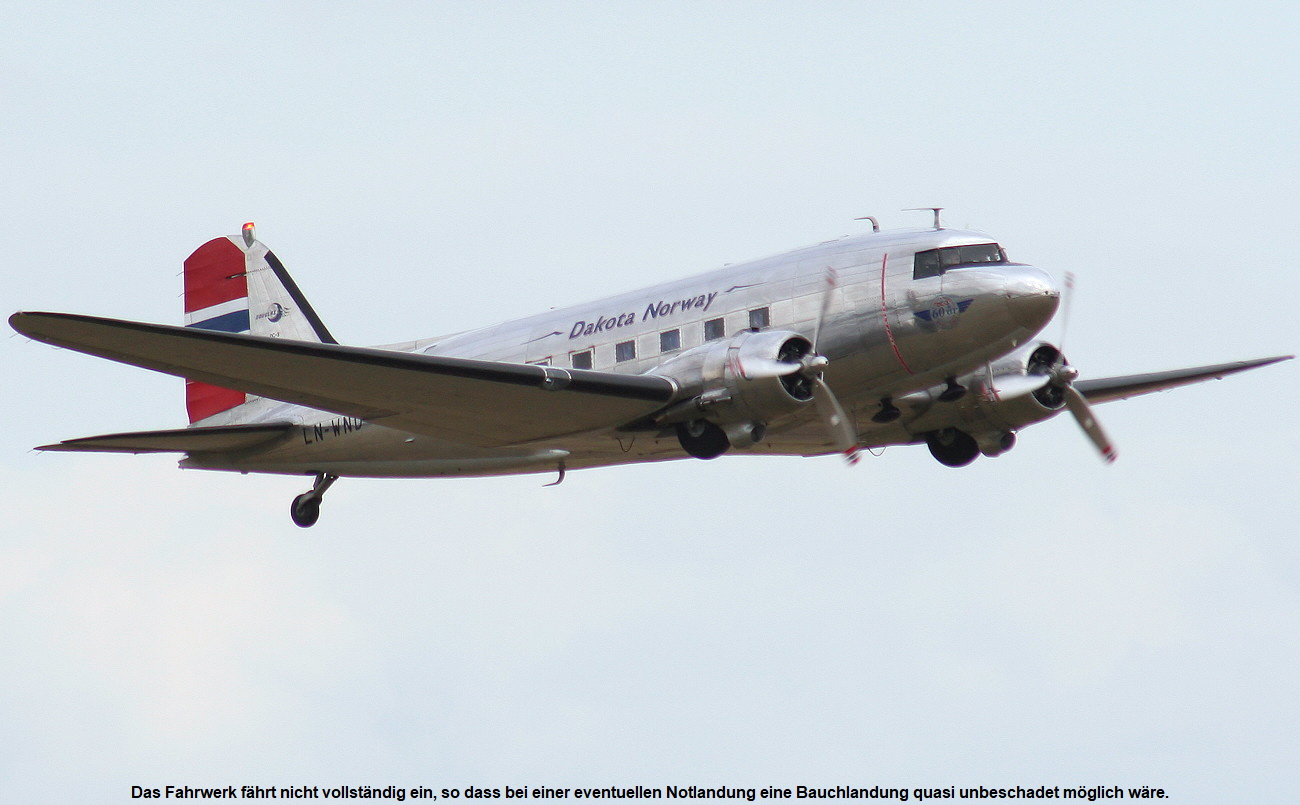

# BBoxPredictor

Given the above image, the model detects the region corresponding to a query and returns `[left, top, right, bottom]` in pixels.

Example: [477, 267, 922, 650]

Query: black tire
[290, 494, 321, 528]
[676, 419, 730, 459]
[926, 428, 979, 467]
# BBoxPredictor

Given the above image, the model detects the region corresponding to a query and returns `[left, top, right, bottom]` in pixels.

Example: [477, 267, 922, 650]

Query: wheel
[290, 493, 321, 528]
[676, 419, 730, 459]
[926, 428, 979, 467]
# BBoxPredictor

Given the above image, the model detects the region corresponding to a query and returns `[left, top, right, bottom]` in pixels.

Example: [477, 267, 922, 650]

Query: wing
[11, 312, 678, 447]
[1076, 355, 1292, 404]
[37, 423, 295, 454]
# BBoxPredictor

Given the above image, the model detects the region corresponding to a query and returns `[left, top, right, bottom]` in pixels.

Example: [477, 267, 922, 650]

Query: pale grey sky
[3, 2, 1297, 802]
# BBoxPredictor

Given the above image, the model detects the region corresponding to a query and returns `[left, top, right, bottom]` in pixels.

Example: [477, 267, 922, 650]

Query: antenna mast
[903, 207, 944, 229]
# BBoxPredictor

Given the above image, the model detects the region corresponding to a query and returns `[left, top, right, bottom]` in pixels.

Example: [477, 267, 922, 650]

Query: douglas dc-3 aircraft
[11, 211, 1290, 527]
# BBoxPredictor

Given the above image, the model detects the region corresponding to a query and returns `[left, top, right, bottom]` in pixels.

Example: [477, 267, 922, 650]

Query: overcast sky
[3, 2, 1297, 802]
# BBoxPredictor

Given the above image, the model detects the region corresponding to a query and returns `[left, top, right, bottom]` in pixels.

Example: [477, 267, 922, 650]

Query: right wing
[11, 312, 679, 448]
[37, 423, 295, 454]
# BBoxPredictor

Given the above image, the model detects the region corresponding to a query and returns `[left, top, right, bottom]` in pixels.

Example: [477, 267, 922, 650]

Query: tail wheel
[676, 419, 730, 459]
[289, 472, 337, 528]
[926, 428, 979, 467]
[290, 493, 321, 528]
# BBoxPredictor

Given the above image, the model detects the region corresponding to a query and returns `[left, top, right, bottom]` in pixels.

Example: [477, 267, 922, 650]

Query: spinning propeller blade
[1064, 384, 1117, 463]
[813, 376, 859, 464]
[805, 267, 859, 463]
[736, 356, 803, 380]
[989, 373, 1052, 400]
[1048, 274, 1117, 463]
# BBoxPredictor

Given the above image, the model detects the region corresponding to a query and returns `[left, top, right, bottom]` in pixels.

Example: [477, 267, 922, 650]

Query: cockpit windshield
[913, 243, 1007, 279]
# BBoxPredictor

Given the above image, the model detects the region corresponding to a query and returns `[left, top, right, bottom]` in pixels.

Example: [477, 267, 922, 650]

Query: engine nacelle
[901, 342, 1070, 460]
[653, 329, 816, 447]
[976, 343, 1068, 432]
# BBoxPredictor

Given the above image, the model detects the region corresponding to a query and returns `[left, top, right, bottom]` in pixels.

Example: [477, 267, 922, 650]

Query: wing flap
[1076, 355, 1292, 404]
[38, 423, 295, 454]
[11, 312, 677, 447]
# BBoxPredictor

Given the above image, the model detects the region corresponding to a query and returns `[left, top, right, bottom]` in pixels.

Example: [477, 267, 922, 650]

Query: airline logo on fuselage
[569, 290, 719, 339]
[914, 296, 973, 330]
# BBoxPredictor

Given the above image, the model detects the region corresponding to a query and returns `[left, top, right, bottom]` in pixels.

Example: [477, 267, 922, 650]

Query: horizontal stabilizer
[1077, 355, 1293, 404]
[11, 312, 678, 448]
[37, 423, 294, 454]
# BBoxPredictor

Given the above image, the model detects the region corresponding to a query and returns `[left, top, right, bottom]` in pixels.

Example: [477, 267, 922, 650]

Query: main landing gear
[290, 472, 338, 528]
[676, 419, 730, 459]
[925, 428, 980, 467]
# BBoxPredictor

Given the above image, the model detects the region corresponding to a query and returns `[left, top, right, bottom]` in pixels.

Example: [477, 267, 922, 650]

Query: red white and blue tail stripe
[184, 236, 250, 422]
[182, 224, 335, 423]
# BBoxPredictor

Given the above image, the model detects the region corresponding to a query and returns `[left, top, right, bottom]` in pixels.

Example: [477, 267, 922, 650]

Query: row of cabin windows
[567, 306, 770, 369]
[562, 249, 1008, 368]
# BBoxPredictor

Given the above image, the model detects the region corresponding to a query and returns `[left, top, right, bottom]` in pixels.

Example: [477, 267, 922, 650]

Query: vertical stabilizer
[182, 225, 334, 423]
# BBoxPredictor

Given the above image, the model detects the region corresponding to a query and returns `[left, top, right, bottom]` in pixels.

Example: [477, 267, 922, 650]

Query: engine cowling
[936, 341, 1114, 463]
[653, 329, 817, 450]
[976, 343, 1069, 430]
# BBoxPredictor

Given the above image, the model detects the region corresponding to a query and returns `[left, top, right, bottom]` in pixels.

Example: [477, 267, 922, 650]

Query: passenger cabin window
[913, 243, 1007, 280]
[748, 307, 770, 330]
[571, 350, 593, 370]
[660, 329, 681, 353]
[615, 340, 636, 362]
[704, 317, 726, 341]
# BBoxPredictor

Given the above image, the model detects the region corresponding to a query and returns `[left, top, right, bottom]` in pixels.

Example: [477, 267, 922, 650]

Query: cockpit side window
[913, 243, 1006, 279]
[914, 249, 942, 279]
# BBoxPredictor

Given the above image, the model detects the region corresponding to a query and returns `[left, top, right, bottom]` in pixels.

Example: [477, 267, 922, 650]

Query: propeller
[813, 375, 860, 463]
[734, 355, 803, 380]
[1044, 272, 1117, 463]
[987, 372, 1053, 400]
[737, 267, 860, 463]
[1064, 383, 1117, 463]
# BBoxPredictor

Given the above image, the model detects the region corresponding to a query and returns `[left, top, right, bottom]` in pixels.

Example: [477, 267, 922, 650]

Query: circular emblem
[929, 295, 959, 327]
[266, 302, 285, 323]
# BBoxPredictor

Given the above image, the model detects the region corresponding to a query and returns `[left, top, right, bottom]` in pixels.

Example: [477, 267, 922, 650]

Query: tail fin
[182, 223, 335, 423]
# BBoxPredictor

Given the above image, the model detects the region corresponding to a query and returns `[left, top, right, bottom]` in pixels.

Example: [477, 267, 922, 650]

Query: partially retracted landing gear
[676, 418, 730, 459]
[926, 428, 979, 467]
[290, 472, 338, 528]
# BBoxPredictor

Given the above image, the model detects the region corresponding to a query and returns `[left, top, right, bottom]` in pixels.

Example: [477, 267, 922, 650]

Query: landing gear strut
[290, 472, 338, 528]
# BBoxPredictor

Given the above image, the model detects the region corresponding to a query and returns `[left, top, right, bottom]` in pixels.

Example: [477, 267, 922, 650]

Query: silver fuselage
[184, 226, 1058, 477]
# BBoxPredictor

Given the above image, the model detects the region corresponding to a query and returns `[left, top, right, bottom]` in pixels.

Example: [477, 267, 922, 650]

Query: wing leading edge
[11, 312, 678, 448]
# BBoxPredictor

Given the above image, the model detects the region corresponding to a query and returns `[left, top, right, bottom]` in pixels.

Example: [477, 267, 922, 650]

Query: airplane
[10, 211, 1290, 527]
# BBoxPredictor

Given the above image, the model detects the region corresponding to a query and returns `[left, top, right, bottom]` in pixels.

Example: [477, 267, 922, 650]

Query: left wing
[11, 312, 678, 448]
[1077, 356, 1292, 404]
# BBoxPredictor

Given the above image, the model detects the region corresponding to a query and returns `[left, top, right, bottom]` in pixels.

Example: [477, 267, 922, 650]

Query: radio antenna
[903, 207, 943, 229]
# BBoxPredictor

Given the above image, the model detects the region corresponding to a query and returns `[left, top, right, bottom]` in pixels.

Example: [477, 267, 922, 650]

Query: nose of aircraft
[1002, 265, 1059, 331]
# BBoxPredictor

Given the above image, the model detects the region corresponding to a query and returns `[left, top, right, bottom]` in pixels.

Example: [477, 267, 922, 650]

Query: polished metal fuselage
[184, 227, 1059, 477]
